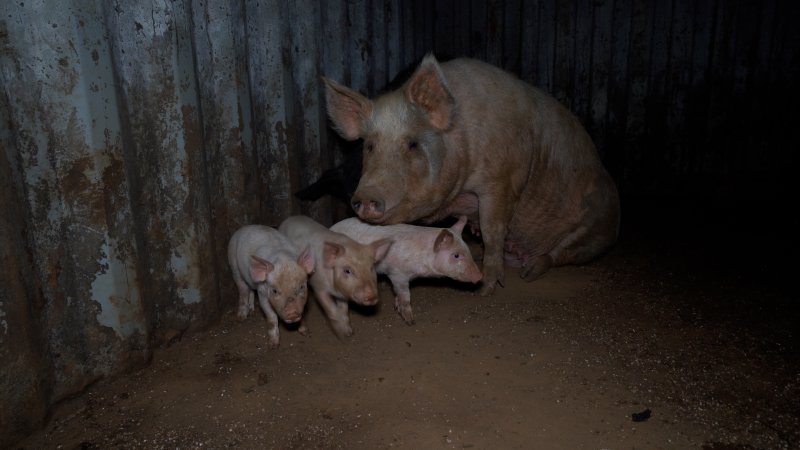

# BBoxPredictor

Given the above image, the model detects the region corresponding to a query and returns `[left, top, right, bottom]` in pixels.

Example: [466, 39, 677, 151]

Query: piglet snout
[467, 269, 483, 284]
[283, 304, 303, 323]
[356, 291, 379, 306]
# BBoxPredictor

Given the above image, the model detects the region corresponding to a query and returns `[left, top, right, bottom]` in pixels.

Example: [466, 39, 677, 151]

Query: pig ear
[370, 238, 393, 262]
[297, 246, 315, 274]
[249, 255, 274, 283]
[404, 54, 455, 131]
[323, 77, 373, 141]
[434, 229, 454, 252]
[451, 215, 468, 235]
[322, 241, 345, 268]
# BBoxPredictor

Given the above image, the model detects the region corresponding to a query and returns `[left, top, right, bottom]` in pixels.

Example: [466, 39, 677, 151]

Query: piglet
[279, 215, 392, 338]
[227, 225, 314, 348]
[331, 216, 482, 324]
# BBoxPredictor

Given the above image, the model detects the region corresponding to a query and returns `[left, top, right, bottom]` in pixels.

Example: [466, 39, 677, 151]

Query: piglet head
[251, 254, 310, 324]
[432, 216, 483, 284]
[324, 238, 393, 305]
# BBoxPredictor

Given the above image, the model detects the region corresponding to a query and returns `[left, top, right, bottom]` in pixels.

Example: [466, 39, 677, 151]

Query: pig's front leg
[256, 292, 281, 348]
[388, 274, 414, 324]
[477, 192, 513, 296]
[314, 290, 353, 337]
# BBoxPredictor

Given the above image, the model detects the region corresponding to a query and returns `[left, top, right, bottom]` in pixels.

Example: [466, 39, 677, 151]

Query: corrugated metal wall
[1, 0, 798, 444]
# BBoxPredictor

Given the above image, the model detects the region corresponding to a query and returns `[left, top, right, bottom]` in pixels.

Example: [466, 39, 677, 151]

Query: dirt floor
[14, 197, 800, 449]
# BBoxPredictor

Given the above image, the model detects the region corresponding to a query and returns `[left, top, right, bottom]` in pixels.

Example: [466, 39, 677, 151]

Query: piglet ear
[451, 215, 468, 235]
[249, 255, 274, 283]
[323, 241, 345, 268]
[434, 229, 454, 252]
[404, 54, 455, 131]
[323, 77, 373, 141]
[297, 246, 315, 274]
[370, 238, 393, 262]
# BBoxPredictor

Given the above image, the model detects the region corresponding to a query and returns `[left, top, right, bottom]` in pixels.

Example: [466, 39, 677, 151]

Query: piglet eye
[344, 267, 352, 276]
[453, 253, 461, 259]
[271, 288, 278, 295]
[408, 141, 418, 150]
[366, 143, 374, 152]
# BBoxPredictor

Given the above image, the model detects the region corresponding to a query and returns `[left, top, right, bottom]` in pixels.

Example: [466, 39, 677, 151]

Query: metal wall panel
[1, 0, 798, 445]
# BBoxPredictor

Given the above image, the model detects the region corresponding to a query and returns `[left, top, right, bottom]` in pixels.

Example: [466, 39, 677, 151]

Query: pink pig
[227, 225, 314, 348]
[331, 215, 482, 324]
[323, 55, 620, 296]
[278, 215, 392, 338]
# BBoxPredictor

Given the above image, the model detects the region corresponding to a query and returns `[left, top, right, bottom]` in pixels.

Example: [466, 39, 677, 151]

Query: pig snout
[354, 289, 379, 306]
[282, 302, 303, 323]
[467, 267, 483, 283]
[351, 190, 385, 222]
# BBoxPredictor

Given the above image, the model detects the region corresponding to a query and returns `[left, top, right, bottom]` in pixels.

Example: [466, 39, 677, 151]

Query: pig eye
[453, 253, 461, 260]
[343, 267, 353, 276]
[271, 287, 278, 295]
[408, 141, 418, 150]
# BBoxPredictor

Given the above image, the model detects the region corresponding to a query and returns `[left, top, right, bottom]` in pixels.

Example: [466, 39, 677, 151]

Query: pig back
[228, 225, 299, 286]
[440, 58, 603, 179]
[441, 58, 619, 258]
[330, 218, 432, 274]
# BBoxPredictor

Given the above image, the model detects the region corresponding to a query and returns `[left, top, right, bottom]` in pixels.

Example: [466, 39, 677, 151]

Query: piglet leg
[256, 291, 281, 349]
[388, 275, 414, 325]
[315, 291, 353, 338]
[236, 281, 254, 321]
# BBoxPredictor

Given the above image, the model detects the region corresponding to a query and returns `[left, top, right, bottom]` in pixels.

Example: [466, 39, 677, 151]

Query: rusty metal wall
[1, 0, 799, 445]
[0, 0, 411, 444]
[421, 0, 800, 196]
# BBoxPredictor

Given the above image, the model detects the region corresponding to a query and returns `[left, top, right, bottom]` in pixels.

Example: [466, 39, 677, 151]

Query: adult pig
[278, 215, 392, 337]
[331, 216, 481, 324]
[227, 225, 315, 348]
[323, 55, 620, 295]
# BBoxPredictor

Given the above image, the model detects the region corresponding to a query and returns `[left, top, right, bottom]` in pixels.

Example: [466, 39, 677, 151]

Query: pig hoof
[397, 309, 415, 325]
[520, 255, 553, 281]
[236, 308, 251, 321]
[332, 324, 353, 338]
[478, 282, 496, 297]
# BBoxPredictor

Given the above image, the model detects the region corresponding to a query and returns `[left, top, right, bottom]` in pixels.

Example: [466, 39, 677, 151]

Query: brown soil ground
[14, 198, 800, 449]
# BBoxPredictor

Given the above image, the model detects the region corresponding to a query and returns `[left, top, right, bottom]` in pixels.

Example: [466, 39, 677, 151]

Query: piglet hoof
[298, 323, 310, 336]
[236, 308, 250, 321]
[332, 322, 354, 339]
[520, 254, 553, 282]
[266, 337, 280, 349]
[400, 311, 415, 325]
[396, 307, 415, 325]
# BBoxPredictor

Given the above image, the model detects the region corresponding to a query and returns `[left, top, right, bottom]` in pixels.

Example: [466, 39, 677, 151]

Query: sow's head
[323, 55, 460, 225]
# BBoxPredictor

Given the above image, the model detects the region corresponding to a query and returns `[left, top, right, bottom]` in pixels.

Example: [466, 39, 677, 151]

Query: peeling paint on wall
[91, 235, 144, 339]
[169, 232, 203, 305]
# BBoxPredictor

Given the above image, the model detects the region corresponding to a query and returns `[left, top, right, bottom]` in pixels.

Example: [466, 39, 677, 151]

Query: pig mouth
[283, 314, 302, 324]
[360, 205, 421, 226]
[354, 295, 379, 306]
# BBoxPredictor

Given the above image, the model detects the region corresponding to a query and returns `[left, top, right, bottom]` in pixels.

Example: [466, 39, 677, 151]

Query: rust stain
[61, 156, 93, 200]
[108, 294, 146, 331]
